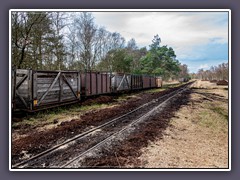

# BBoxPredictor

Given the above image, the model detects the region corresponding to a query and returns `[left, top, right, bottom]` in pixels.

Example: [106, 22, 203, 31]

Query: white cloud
[199, 64, 209, 69]
[91, 11, 229, 72]
[92, 11, 228, 47]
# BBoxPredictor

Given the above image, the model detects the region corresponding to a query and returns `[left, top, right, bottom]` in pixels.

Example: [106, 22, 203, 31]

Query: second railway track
[12, 81, 194, 169]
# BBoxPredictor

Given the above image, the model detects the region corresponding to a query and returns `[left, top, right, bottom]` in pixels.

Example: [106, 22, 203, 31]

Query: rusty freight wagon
[131, 74, 143, 90]
[80, 71, 112, 97]
[143, 76, 156, 89]
[12, 68, 163, 112]
[143, 75, 162, 89]
[12, 69, 81, 112]
[111, 73, 162, 92]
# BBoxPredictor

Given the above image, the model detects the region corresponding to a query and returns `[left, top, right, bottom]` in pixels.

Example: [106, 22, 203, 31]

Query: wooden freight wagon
[150, 76, 157, 88]
[131, 74, 143, 90]
[12, 69, 81, 111]
[111, 73, 143, 92]
[142, 75, 162, 89]
[156, 77, 163, 87]
[111, 73, 131, 92]
[142, 75, 152, 89]
[80, 71, 112, 97]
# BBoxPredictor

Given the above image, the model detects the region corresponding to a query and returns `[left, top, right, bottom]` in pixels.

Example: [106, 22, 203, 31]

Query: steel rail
[61, 84, 191, 168]
[12, 82, 193, 168]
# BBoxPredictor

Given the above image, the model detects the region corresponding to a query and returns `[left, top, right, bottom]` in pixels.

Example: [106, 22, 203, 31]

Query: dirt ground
[79, 88, 191, 168]
[11, 80, 229, 169]
[11, 85, 180, 164]
[138, 80, 229, 168]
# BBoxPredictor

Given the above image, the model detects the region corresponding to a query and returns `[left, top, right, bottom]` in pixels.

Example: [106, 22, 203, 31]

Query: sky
[91, 11, 229, 73]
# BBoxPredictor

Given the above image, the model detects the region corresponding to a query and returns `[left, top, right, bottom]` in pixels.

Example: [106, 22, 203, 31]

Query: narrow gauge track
[12, 81, 194, 169]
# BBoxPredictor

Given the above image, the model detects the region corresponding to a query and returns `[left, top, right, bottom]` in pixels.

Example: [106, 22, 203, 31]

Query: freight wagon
[80, 71, 111, 97]
[12, 69, 81, 111]
[179, 77, 190, 83]
[11, 68, 162, 112]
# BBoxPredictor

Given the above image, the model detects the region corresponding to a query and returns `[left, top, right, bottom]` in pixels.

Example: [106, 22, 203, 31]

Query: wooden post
[59, 73, 63, 102]
[96, 72, 98, 94]
[33, 71, 38, 109]
[28, 69, 33, 110]
[90, 71, 92, 95]
[106, 72, 107, 93]
[109, 72, 112, 93]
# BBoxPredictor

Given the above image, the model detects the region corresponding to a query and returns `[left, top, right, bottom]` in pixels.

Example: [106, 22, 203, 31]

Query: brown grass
[139, 80, 228, 168]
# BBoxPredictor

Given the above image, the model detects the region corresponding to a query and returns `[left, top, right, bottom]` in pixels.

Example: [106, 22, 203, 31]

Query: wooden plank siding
[131, 75, 143, 90]
[156, 77, 163, 87]
[143, 76, 151, 89]
[12, 68, 161, 112]
[13, 69, 81, 111]
[111, 73, 131, 91]
[34, 71, 79, 107]
[14, 69, 30, 110]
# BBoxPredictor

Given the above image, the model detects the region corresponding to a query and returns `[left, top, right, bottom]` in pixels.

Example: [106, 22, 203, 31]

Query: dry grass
[139, 80, 229, 168]
[12, 82, 186, 136]
[12, 104, 118, 141]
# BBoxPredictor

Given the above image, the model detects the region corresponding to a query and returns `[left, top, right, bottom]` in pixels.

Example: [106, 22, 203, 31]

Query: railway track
[12, 81, 194, 169]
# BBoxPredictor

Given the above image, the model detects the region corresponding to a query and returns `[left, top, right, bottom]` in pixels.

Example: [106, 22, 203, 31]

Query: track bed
[12, 82, 193, 168]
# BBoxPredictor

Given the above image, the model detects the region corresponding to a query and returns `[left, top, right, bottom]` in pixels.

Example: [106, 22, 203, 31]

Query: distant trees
[192, 62, 228, 81]
[11, 12, 190, 81]
[178, 64, 190, 80]
[66, 12, 126, 71]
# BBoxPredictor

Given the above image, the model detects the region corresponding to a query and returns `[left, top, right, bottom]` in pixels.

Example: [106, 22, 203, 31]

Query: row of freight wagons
[12, 69, 162, 112]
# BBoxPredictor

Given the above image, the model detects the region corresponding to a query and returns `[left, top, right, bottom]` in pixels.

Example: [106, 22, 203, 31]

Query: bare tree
[178, 64, 189, 79]
[49, 12, 68, 70]
[127, 38, 138, 50]
[196, 62, 228, 81]
[73, 12, 97, 70]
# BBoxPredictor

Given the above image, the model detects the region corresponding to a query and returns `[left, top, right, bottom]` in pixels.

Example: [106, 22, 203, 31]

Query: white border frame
[9, 9, 231, 171]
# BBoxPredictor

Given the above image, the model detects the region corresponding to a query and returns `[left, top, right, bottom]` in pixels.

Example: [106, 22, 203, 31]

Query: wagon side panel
[32, 71, 79, 109]
[97, 73, 102, 94]
[143, 76, 150, 89]
[13, 69, 31, 110]
[156, 77, 162, 87]
[131, 75, 143, 90]
[113, 74, 131, 91]
[80, 73, 86, 96]
[151, 77, 157, 88]
[91, 72, 97, 95]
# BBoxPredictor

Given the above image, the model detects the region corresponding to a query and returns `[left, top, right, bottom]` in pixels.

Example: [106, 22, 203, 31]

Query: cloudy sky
[91, 11, 229, 73]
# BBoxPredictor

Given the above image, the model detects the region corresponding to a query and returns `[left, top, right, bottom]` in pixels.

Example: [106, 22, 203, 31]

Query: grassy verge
[12, 81, 185, 130]
[195, 94, 228, 134]
[12, 103, 111, 130]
